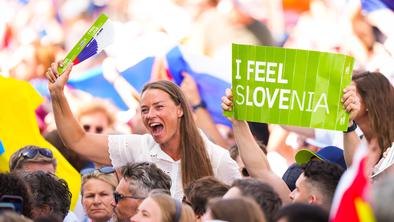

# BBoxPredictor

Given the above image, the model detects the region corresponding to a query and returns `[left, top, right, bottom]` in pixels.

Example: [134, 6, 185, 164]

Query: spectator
[183, 176, 229, 220]
[112, 162, 172, 222]
[18, 171, 71, 221]
[46, 63, 240, 200]
[130, 191, 195, 222]
[9, 145, 56, 174]
[203, 197, 266, 222]
[342, 71, 394, 177]
[80, 166, 119, 222]
[0, 173, 32, 218]
[289, 160, 343, 212]
[76, 100, 116, 135]
[223, 178, 282, 222]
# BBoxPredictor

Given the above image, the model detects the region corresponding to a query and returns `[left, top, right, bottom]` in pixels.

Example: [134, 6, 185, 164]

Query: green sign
[226, 44, 354, 131]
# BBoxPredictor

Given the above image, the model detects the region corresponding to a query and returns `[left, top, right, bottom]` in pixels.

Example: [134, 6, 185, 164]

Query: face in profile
[140, 89, 183, 146]
[289, 173, 313, 204]
[112, 178, 142, 221]
[82, 178, 114, 221]
[130, 197, 162, 222]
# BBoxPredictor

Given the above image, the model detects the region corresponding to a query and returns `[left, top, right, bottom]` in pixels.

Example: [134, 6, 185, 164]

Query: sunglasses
[80, 166, 115, 175]
[19, 148, 53, 160]
[113, 191, 145, 204]
[83, 125, 104, 134]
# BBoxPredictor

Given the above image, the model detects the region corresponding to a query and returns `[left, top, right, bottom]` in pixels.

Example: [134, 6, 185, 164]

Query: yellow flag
[0, 76, 80, 209]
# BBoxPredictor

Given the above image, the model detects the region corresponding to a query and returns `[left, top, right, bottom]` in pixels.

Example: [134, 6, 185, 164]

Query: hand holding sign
[342, 83, 361, 123]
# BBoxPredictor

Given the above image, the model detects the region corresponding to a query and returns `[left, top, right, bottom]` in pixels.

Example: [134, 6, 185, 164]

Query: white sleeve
[108, 134, 151, 168]
[215, 148, 242, 185]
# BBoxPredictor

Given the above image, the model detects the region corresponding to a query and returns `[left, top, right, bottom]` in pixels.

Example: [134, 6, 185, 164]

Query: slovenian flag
[58, 14, 114, 74]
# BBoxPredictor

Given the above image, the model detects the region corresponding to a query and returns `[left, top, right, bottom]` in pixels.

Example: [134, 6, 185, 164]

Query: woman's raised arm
[47, 61, 111, 165]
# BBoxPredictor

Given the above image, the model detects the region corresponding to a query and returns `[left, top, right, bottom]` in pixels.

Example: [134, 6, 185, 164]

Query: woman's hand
[46, 60, 73, 93]
[221, 88, 233, 112]
[342, 83, 361, 124]
[180, 72, 201, 106]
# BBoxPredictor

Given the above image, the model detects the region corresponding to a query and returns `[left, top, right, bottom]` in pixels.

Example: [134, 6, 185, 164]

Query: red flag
[330, 140, 375, 222]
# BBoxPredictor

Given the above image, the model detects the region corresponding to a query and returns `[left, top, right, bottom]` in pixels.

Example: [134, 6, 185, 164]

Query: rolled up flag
[58, 14, 114, 74]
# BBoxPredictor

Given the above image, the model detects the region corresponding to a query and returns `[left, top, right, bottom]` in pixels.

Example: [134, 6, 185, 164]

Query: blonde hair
[81, 172, 118, 195]
[76, 100, 116, 127]
[149, 191, 195, 222]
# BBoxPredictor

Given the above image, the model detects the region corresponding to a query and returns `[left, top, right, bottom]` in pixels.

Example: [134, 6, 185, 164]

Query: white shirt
[108, 131, 241, 199]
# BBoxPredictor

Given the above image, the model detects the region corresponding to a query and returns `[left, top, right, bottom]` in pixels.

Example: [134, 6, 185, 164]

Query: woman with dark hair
[46, 62, 240, 199]
[342, 71, 394, 177]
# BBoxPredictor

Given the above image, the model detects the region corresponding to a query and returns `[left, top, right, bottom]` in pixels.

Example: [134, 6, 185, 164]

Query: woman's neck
[160, 131, 181, 161]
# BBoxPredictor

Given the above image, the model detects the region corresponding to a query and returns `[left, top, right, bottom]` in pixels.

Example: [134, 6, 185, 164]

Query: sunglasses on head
[19, 148, 53, 160]
[80, 166, 115, 175]
[83, 125, 104, 134]
[113, 191, 145, 204]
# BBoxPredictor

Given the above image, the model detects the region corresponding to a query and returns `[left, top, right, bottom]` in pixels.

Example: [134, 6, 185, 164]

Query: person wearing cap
[282, 146, 346, 192]
[221, 88, 345, 212]
[9, 145, 57, 174]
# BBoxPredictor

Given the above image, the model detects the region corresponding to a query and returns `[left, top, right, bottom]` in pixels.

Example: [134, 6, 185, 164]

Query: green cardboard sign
[57, 14, 109, 75]
[226, 44, 354, 131]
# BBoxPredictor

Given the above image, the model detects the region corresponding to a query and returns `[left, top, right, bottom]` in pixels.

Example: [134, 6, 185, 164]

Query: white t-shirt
[108, 132, 241, 199]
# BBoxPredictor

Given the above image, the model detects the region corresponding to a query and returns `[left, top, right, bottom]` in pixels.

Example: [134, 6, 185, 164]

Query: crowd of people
[1, 0, 394, 222]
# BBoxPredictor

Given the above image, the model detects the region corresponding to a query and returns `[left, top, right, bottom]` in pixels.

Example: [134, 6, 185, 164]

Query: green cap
[295, 149, 323, 165]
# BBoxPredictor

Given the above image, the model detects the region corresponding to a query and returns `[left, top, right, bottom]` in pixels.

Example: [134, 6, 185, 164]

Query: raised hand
[341, 83, 361, 123]
[180, 72, 201, 106]
[221, 88, 233, 112]
[46, 61, 73, 92]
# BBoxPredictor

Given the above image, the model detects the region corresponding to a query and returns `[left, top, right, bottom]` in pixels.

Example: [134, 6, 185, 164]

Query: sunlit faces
[289, 173, 314, 204]
[112, 178, 142, 221]
[130, 197, 162, 222]
[82, 178, 114, 222]
[140, 89, 184, 146]
[21, 162, 55, 174]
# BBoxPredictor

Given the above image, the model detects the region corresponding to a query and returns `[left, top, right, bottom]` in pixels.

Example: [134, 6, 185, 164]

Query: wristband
[344, 120, 357, 133]
[192, 100, 206, 111]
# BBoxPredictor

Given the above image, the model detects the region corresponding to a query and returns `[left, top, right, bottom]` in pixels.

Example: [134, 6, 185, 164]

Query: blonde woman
[130, 191, 195, 222]
[80, 167, 118, 222]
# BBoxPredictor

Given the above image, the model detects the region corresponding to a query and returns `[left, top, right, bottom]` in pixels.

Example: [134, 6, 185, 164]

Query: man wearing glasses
[9, 145, 57, 174]
[111, 162, 171, 222]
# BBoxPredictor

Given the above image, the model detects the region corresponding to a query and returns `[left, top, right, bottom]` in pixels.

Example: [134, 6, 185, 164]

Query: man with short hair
[183, 176, 229, 220]
[223, 178, 282, 222]
[289, 160, 344, 212]
[9, 145, 56, 173]
[111, 162, 171, 222]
